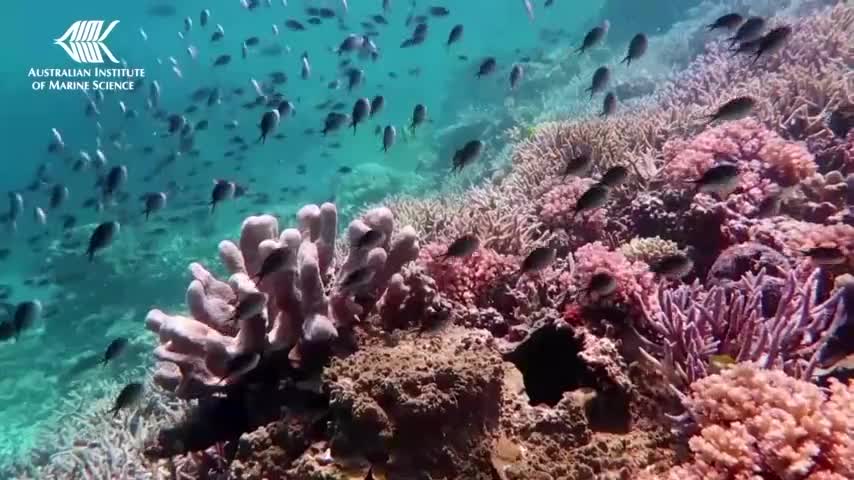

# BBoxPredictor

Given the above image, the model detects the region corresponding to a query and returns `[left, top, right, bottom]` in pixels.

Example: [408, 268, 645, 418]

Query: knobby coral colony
[78, 3, 853, 480]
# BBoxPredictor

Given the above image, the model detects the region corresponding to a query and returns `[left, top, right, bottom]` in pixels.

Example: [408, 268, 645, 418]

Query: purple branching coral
[145, 203, 420, 398]
[635, 268, 848, 388]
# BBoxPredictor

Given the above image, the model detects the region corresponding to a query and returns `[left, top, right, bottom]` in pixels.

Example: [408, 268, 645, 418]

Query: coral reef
[653, 363, 854, 480]
[24, 3, 854, 480]
[145, 203, 420, 398]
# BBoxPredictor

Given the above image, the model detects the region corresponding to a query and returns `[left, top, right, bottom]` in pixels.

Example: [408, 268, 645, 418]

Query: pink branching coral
[571, 241, 656, 309]
[418, 242, 517, 308]
[145, 204, 420, 398]
[659, 364, 854, 480]
[663, 118, 815, 195]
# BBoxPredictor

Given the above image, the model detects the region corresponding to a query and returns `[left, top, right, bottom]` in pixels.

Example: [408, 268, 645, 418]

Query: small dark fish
[244, 36, 260, 47]
[510, 64, 524, 90]
[109, 382, 144, 417]
[49, 184, 69, 209]
[801, 246, 847, 266]
[87, 221, 120, 261]
[308, 17, 321, 25]
[520, 247, 556, 274]
[429, 6, 450, 16]
[339, 267, 375, 290]
[370, 96, 385, 118]
[728, 16, 765, 46]
[102, 337, 129, 366]
[254, 247, 291, 283]
[652, 253, 694, 279]
[0, 321, 13, 341]
[372, 15, 388, 25]
[382, 125, 396, 152]
[451, 140, 485, 173]
[827, 110, 853, 139]
[258, 110, 281, 143]
[277, 100, 296, 117]
[231, 292, 267, 322]
[213, 54, 232, 66]
[447, 24, 464, 48]
[13, 300, 41, 339]
[167, 114, 186, 135]
[621, 33, 648, 66]
[210, 180, 236, 213]
[476, 57, 497, 78]
[599, 165, 629, 187]
[350, 98, 371, 133]
[338, 166, 352, 174]
[573, 184, 610, 217]
[143, 192, 167, 220]
[586, 272, 618, 298]
[195, 119, 209, 131]
[600, 92, 617, 116]
[337, 34, 364, 55]
[318, 7, 336, 18]
[707, 13, 743, 31]
[200, 8, 210, 27]
[322, 112, 349, 135]
[691, 163, 739, 194]
[438, 234, 480, 260]
[356, 229, 384, 249]
[732, 38, 761, 56]
[586, 66, 610, 98]
[347, 68, 364, 91]
[103, 165, 128, 197]
[562, 154, 592, 177]
[217, 352, 261, 384]
[577, 23, 608, 54]
[285, 20, 306, 31]
[411, 104, 427, 130]
[705, 96, 756, 125]
[752, 26, 792, 64]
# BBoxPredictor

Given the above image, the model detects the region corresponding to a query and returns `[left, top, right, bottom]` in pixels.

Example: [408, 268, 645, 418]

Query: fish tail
[751, 51, 762, 65]
[210, 201, 217, 214]
[144, 210, 150, 221]
[87, 248, 95, 262]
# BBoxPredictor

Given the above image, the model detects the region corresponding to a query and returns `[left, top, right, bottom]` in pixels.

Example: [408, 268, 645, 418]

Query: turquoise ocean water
[0, 0, 613, 469]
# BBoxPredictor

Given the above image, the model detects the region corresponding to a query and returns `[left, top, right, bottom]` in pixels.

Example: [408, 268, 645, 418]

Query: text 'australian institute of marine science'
[27, 67, 145, 91]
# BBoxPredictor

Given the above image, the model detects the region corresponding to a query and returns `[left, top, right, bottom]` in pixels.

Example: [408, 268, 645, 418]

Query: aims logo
[54, 20, 120, 64]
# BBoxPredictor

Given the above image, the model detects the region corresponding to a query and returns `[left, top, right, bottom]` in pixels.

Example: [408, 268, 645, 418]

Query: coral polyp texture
[653, 363, 854, 480]
[145, 203, 421, 398]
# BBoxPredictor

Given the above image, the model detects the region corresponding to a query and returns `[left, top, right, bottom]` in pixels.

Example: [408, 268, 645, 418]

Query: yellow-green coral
[619, 237, 681, 266]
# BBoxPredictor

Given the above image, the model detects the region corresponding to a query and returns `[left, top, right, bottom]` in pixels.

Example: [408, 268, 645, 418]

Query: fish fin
[87, 249, 95, 262]
[751, 50, 762, 65]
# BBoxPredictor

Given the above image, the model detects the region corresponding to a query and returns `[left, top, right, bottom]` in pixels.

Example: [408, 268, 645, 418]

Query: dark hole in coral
[505, 324, 597, 407]
[584, 390, 631, 434]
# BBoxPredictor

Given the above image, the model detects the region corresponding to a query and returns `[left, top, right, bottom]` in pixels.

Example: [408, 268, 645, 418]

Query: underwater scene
[0, 0, 852, 478]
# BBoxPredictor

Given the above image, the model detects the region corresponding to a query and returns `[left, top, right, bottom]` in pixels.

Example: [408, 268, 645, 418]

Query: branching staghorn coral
[145, 203, 420, 398]
[652, 363, 854, 480]
[636, 269, 848, 387]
